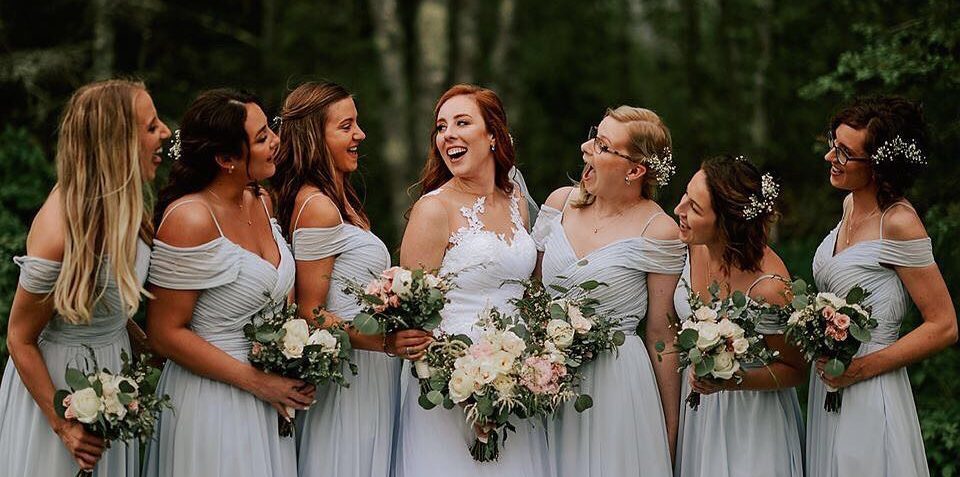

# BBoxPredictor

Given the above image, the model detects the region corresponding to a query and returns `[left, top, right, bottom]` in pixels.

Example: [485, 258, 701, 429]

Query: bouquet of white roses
[657, 282, 780, 410]
[244, 299, 356, 436]
[783, 279, 876, 412]
[416, 308, 581, 462]
[348, 266, 453, 377]
[54, 347, 171, 477]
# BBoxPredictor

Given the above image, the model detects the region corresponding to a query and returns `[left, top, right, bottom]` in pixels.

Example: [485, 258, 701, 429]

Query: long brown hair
[273, 81, 367, 236]
[55, 79, 150, 323]
[414, 84, 516, 198]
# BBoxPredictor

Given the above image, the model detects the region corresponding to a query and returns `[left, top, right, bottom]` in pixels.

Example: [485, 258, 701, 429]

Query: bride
[392, 84, 551, 476]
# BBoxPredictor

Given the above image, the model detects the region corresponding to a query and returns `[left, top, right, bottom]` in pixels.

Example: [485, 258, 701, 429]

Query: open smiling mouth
[581, 163, 595, 181]
[447, 147, 467, 160]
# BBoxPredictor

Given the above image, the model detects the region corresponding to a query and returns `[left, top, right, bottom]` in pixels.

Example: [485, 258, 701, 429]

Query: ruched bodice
[13, 239, 150, 345]
[148, 219, 294, 358]
[292, 223, 390, 320]
[535, 204, 686, 333]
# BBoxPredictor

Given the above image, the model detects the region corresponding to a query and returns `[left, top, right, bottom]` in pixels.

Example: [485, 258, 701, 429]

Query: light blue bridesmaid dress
[143, 200, 297, 477]
[0, 239, 150, 477]
[807, 203, 932, 477]
[290, 194, 400, 477]
[672, 257, 805, 477]
[533, 202, 686, 477]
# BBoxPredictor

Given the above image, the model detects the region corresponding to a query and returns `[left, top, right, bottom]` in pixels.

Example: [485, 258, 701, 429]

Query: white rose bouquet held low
[656, 281, 780, 410]
[782, 279, 876, 412]
[347, 266, 453, 377]
[54, 347, 171, 477]
[244, 298, 356, 437]
[416, 308, 581, 462]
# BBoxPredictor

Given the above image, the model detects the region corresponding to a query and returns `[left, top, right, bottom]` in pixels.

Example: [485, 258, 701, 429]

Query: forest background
[0, 0, 957, 472]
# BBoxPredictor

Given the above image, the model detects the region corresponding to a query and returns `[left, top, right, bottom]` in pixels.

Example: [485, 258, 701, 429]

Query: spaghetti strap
[559, 188, 576, 214]
[746, 273, 782, 296]
[640, 212, 665, 237]
[292, 193, 344, 231]
[158, 199, 224, 237]
[879, 202, 916, 240]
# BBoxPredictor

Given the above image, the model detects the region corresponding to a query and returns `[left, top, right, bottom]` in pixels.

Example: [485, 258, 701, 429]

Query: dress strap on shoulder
[292, 193, 344, 231]
[746, 273, 783, 296]
[640, 212, 666, 237]
[879, 202, 917, 240]
[158, 199, 224, 237]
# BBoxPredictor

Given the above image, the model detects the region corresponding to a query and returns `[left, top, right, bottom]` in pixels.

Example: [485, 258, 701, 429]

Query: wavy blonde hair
[574, 106, 671, 207]
[54, 79, 152, 324]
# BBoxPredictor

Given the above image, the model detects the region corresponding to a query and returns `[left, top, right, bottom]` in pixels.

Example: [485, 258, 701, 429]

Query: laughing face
[240, 102, 280, 181]
[434, 94, 495, 178]
[674, 169, 717, 245]
[325, 97, 365, 174]
[579, 116, 638, 195]
[134, 90, 171, 182]
[825, 123, 874, 191]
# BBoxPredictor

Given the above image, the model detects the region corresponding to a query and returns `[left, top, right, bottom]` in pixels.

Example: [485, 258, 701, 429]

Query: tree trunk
[369, 0, 414, 236]
[490, 0, 516, 105]
[751, 0, 772, 155]
[91, 0, 115, 80]
[680, 0, 704, 157]
[414, 0, 450, 156]
[454, 0, 479, 84]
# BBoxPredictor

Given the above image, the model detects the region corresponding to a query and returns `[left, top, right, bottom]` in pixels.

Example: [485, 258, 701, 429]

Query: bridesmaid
[533, 106, 685, 476]
[672, 156, 806, 477]
[272, 81, 430, 476]
[143, 89, 314, 477]
[0, 79, 169, 475]
[808, 96, 957, 477]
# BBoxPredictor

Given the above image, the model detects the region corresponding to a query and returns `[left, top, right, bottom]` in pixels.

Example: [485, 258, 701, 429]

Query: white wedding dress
[393, 189, 552, 477]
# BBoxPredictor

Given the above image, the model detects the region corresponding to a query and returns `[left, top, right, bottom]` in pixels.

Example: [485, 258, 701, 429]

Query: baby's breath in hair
[168, 129, 182, 161]
[645, 147, 676, 186]
[272, 115, 283, 131]
[743, 173, 779, 220]
[873, 135, 926, 166]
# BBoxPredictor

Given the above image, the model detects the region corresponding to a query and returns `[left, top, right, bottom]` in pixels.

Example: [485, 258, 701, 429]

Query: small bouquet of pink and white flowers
[347, 266, 453, 377]
[416, 308, 581, 462]
[244, 299, 356, 436]
[54, 347, 171, 477]
[783, 279, 876, 412]
[657, 282, 780, 410]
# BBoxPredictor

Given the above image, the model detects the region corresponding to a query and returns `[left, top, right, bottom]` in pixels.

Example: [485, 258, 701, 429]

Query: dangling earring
[624, 176, 631, 183]
[491, 143, 496, 152]
[229, 165, 235, 174]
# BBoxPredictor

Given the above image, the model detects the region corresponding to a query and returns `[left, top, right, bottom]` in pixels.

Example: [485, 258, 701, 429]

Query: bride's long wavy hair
[54, 79, 152, 324]
[413, 84, 515, 199]
[273, 81, 368, 237]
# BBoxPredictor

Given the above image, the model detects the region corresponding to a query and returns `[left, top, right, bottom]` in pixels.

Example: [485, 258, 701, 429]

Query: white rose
[491, 374, 515, 398]
[103, 393, 127, 419]
[482, 331, 504, 351]
[500, 331, 526, 357]
[308, 329, 339, 353]
[281, 319, 310, 358]
[711, 351, 740, 380]
[569, 308, 593, 334]
[716, 319, 743, 339]
[732, 337, 750, 355]
[693, 306, 718, 322]
[448, 368, 478, 403]
[816, 292, 846, 309]
[68, 388, 102, 424]
[695, 322, 721, 349]
[550, 298, 569, 312]
[455, 355, 480, 376]
[681, 319, 699, 331]
[391, 268, 414, 298]
[546, 319, 575, 349]
[423, 273, 442, 289]
[491, 351, 515, 374]
[98, 373, 119, 399]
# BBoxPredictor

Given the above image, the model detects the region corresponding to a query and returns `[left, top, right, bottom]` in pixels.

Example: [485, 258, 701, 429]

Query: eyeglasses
[827, 130, 871, 165]
[587, 126, 632, 161]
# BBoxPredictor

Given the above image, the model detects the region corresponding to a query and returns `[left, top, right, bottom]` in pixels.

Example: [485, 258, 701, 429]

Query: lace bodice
[427, 189, 536, 340]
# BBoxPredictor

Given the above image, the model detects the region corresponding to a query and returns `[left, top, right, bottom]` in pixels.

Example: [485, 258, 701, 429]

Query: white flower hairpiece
[873, 135, 926, 166]
[272, 115, 283, 131]
[743, 172, 779, 220]
[168, 130, 182, 161]
[645, 147, 676, 187]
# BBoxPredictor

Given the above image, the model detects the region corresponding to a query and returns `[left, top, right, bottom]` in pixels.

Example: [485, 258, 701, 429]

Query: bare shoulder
[751, 248, 790, 305]
[642, 211, 681, 241]
[409, 193, 450, 229]
[881, 203, 927, 241]
[292, 189, 341, 230]
[155, 197, 221, 247]
[25, 188, 65, 260]
[544, 186, 575, 210]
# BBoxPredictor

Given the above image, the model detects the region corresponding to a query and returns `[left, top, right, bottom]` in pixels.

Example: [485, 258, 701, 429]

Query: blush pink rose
[469, 341, 495, 359]
[821, 305, 836, 322]
[833, 313, 851, 330]
[62, 395, 76, 420]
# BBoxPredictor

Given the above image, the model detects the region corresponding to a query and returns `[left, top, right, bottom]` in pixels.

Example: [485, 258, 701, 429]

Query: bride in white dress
[393, 84, 551, 477]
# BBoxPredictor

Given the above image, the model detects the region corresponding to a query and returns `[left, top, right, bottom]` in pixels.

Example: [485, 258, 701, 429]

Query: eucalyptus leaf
[574, 394, 594, 412]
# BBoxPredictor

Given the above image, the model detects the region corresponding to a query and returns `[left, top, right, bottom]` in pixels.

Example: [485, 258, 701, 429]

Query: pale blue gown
[143, 200, 297, 477]
[290, 194, 400, 477]
[672, 257, 805, 477]
[393, 189, 551, 477]
[807, 203, 932, 477]
[533, 203, 686, 477]
[0, 240, 150, 477]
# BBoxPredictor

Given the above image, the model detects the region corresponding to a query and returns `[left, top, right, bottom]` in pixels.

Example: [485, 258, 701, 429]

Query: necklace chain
[590, 202, 637, 234]
[844, 206, 880, 246]
[207, 189, 252, 226]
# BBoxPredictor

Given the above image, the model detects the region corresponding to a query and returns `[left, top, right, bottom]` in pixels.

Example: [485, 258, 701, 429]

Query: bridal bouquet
[415, 308, 580, 462]
[657, 282, 780, 410]
[54, 347, 171, 477]
[783, 279, 876, 412]
[348, 266, 453, 377]
[244, 299, 356, 436]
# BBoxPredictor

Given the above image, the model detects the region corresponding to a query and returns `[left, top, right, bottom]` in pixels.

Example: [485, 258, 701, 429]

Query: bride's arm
[397, 195, 449, 360]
